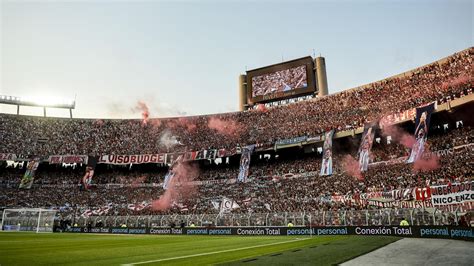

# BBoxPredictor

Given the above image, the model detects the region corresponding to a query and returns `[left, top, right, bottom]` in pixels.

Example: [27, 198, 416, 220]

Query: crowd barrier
[63, 226, 473, 241]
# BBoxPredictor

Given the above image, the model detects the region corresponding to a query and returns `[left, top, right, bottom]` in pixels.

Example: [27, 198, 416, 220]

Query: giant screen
[246, 57, 316, 103]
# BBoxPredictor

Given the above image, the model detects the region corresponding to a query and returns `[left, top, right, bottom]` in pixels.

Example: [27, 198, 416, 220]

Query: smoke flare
[342, 155, 363, 180]
[208, 117, 240, 137]
[134, 101, 150, 125]
[152, 161, 199, 211]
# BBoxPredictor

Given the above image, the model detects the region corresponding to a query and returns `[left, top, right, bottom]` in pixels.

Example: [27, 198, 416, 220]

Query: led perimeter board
[246, 57, 316, 104]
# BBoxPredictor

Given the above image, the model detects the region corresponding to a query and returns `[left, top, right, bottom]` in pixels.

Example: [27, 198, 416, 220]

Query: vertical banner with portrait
[358, 124, 376, 172]
[82, 156, 98, 190]
[237, 145, 255, 183]
[407, 102, 435, 163]
[19, 157, 40, 189]
[320, 130, 334, 176]
[163, 155, 183, 190]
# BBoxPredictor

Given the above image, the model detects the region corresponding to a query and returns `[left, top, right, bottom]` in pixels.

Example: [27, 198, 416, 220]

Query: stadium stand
[0, 47, 473, 228]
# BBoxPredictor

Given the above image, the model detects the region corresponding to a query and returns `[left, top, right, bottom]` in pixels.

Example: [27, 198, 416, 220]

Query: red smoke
[164, 118, 196, 133]
[380, 124, 415, 149]
[413, 146, 440, 172]
[342, 155, 363, 180]
[149, 119, 162, 128]
[256, 104, 268, 112]
[441, 74, 472, 91]
[135, 101, 150, 125]
[131, 175, 147, 188]
[152, 161, 199, 211]
[380, 124, 440, 172]
[178, 117, 197, 132]
[94, 119, 104, 127]
[208, 117, 240, 137]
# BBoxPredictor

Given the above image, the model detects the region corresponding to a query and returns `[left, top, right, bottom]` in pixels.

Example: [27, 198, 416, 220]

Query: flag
[219, 197, 239, 214]
[264, 203, 271, 211]
[127, 201, 150, 211]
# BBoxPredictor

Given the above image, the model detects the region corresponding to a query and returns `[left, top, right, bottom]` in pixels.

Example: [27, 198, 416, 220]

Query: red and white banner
[430, 181, 474, 206]
[98, 154, 166, 165]
[48, 155, 88, 164]
[415, 187, 431, 201]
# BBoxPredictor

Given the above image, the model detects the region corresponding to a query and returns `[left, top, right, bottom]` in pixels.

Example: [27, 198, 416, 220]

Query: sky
[0, 0, 472, 119]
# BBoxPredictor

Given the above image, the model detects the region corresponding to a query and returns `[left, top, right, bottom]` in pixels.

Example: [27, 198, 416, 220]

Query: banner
[19, 157, 40, 189]
[162, 172, 174, 190]
[65, 226, 474, 241]
[237, 145, 255, 182]
[162, 155, 182, 190]
[407, 102, 435, 163]
[82, 156, 98, 190]
[275, 136, 307, 149]
[0, 153, 30, 161]
[358, 124, 376, 172]
[48, 155, 88, 164]
[430, 181, 474, 206]
[415, 187, 431, 201]
[320, 130, 334, 176]
[98, 154, 166, 165]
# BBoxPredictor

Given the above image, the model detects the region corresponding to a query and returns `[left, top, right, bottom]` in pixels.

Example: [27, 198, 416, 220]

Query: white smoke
[159, 130, 181, 150]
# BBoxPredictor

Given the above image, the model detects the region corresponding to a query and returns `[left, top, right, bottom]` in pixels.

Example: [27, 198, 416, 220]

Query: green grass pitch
[0, 232, 399, 265]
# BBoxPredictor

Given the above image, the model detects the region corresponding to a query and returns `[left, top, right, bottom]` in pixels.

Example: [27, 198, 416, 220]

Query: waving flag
[219, 197, 240, 214]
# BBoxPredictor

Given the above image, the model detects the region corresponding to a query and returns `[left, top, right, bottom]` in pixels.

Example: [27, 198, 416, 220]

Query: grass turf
[0, 232, 399, 265]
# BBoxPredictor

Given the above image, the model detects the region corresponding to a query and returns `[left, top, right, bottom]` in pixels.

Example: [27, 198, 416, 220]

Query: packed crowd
[1, 126, 472, 217]
[0, 48, 472, 157]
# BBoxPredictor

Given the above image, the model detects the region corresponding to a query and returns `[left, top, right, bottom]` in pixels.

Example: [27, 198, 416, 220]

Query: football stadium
[0, 1, 473, 265]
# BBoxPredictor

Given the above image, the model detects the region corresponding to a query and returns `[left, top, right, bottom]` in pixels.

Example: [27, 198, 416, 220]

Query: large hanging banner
[237, 145, 255, 183]
[407, 102, 435, 163]
[320, 130, 334, 176]
[358, 124, 376, 172]
[82, 156, 98, 190]
[162, 155, 182, 190]
[19, 157, 40, 189]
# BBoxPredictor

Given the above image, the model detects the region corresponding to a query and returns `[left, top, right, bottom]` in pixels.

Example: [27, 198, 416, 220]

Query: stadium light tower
[0, 95, 76, 118]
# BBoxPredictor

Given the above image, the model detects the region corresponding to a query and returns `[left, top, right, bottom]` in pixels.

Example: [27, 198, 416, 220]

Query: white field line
[121, 238, 310, 265]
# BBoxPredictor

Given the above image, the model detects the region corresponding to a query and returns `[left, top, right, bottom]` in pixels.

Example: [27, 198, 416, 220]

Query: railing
[71, 208, 472, 228]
